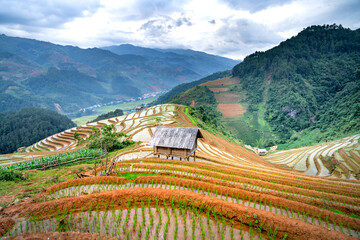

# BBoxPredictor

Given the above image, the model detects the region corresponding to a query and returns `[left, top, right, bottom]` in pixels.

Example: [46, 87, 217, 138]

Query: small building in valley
[149, 126, 203, 161]
[135, 105, 144, 111]
[257, 149, 267, 156]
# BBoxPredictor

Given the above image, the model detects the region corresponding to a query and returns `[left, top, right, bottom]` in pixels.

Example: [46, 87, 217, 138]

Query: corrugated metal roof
[149, 126, 203, 149]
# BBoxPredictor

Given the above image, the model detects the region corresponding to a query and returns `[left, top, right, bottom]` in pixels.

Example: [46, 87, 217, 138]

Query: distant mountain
[166, 24, 360, 148]
[0, 34, 237, 113]
[102, 44, 238, 76]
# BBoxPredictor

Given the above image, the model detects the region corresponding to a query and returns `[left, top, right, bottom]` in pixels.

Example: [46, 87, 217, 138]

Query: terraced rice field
[0, 105, 177, 166]
[2, 156, 360, 240]
[203, 76, 246, 117]
[263, 134, 360, 179]
[1, 103, 359, 239]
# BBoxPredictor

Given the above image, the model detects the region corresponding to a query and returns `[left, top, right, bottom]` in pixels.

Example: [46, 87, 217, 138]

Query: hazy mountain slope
[0, 34, 236, 113]
[165, 25, 360, 148]
[102, 44, 239, 76]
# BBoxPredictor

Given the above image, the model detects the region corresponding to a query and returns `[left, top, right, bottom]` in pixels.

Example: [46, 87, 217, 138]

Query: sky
[0, 0, 359, 60]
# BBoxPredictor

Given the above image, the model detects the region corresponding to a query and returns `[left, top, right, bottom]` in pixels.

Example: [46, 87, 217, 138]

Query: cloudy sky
[0, 0, 359, 59]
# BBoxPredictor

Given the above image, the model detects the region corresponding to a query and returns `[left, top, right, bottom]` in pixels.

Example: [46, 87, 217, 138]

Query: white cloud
[0, 0, 359, 59]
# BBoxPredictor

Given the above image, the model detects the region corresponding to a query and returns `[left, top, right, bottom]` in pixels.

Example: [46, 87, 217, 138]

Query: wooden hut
[257, 149, 267, 156]
[149, 126, 203, 161]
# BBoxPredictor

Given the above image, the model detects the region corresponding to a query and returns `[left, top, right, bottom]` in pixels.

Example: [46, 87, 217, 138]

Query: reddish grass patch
[218, 103, 246, 116]
[201, 76, 239, 86]
[209, 88, 229, 92]
[215, 92, 243, 104]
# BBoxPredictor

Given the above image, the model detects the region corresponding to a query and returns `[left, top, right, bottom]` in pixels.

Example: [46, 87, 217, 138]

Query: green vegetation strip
[0, 149, 103, 171]
[183, 107, 196, 125]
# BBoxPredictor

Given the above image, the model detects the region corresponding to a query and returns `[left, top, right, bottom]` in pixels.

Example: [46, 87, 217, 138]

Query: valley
[0, 35, 237, 114]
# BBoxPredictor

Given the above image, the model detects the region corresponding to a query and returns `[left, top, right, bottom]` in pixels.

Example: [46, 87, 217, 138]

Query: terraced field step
[108, 161, 360, 201]
[12, 206, 260, 240]
[263, 134, 360, 179]
[44, 183, 358, 237]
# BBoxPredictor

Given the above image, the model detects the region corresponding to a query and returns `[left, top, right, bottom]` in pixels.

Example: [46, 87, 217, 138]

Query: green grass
[117, 172, 156, 180]
[183, 107, 196, 126]
[330, 209, 360, 219]
[72, 96, 158, 126]
[0, 164, 85, 204]
[276, 129, 321, 151]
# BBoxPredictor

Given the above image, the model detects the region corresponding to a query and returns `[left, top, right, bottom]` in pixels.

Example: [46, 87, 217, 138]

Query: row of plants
[41, 175, 360, 235]
[8, 197, 273, 240]
[0, 148, 103, 171]
[112, 163, 360, 207]
[12, 187, 354, 240]
[89, 161, 359, 212]
[118, 158, 360, 195]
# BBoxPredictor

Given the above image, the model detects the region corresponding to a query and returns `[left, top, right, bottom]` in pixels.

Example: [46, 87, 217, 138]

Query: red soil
[201, 76, 240, 86]
[0, 217, 14, 237]
[218, 103, 246, 116]
[190, 99, 196, 107]
[209, 88, 229, 92]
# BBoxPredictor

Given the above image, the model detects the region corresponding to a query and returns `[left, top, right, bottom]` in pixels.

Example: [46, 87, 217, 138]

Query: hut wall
[172, 148, 189, 158]
[157, 147, 172, 155]
[191, 141, 197, 154]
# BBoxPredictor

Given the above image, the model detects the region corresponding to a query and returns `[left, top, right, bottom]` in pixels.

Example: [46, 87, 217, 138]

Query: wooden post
[194, 151, 196, 162]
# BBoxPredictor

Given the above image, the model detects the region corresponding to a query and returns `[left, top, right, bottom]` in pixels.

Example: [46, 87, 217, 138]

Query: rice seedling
[347, 224, 352, 236]
[326, 216, 330, 228]
[339, 222, 344, 233]
[332, 219, 337, 231]
[132, 205, 138, 231]
[191, 211, 196, 240]
[267, 226, 278, 240]
[145, 226, 150, 240]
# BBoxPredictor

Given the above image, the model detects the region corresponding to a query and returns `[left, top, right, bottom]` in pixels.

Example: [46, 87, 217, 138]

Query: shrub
[0, 169, 26, 181]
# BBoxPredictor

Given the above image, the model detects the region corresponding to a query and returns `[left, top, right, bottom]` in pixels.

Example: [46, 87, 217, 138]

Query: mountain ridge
[0, 34, 237, 113]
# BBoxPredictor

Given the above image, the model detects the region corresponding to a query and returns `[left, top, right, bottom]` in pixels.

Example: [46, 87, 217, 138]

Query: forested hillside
[232, 24, 360, 145]
[88, 109, 124, 123]
[152, 71, 231, 105]
[0, 108, 75, 154]
[166, 25, 360, 148]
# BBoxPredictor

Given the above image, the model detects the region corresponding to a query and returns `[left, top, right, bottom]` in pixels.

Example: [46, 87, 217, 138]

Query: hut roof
[149, 126, 203, 150]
